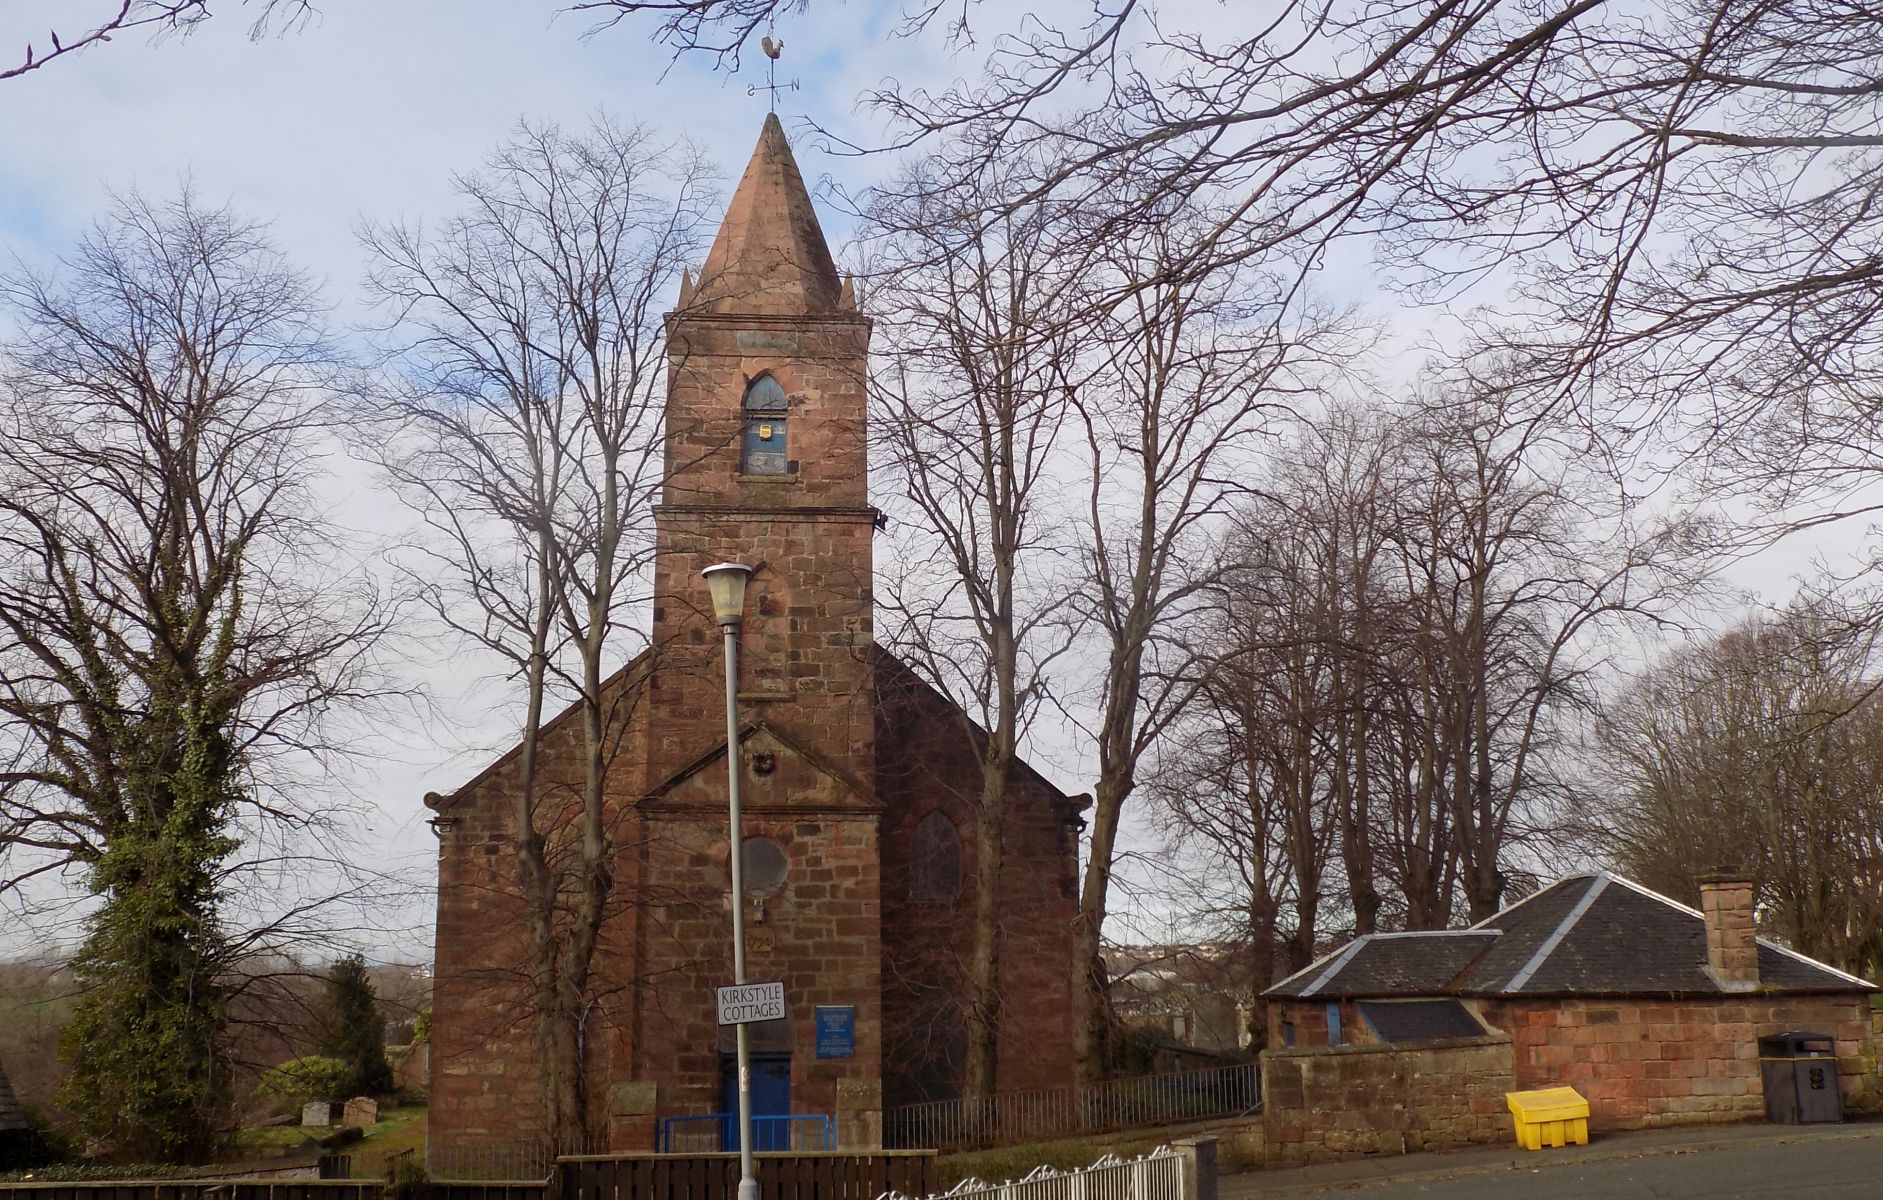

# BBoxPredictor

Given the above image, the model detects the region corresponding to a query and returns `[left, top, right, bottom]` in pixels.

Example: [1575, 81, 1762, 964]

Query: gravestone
[342, 1096, 379, 1128]
[302, 1101, 336, 1127]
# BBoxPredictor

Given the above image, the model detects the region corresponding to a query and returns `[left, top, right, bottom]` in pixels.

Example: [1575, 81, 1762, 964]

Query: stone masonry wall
[648, 507, 877, 789]
[630, 788, 883, 1136]
[1484, 994, 1879, 1129]
[1268, 999, 1369, 1049]
[875, 655, 1083, 1108]
[1259, 1036, 1515, 1166]
[651, 312, 875, 791]
[427, 662, 651, 1152]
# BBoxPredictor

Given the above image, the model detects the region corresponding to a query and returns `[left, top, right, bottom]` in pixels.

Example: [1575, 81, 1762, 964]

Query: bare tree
[1153, 404, 1418, 987]
[1384, 371, 1702, 920]
[1246, 407, 1411, 934]
[864, 143, 1090, 1099]
[1063, 212, 1350, 1084]
[0, 187, 390, 1161]
[1151, 524, 1345, 1017]
[1151, 357, 1703, 989]
[586, 2, 1883, 557]
[1596, 600, 1883, 981]
[2, 1, 311, 83]
[0, 187, 390, 905]
[360, 116, 713, 1146]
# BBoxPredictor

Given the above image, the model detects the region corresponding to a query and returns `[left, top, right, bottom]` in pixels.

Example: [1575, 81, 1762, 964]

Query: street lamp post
[702, 562, 759, 1200]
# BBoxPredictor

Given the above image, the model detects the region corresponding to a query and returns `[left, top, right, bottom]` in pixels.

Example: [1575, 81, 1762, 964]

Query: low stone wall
[1258, 1035, 1514, 1166]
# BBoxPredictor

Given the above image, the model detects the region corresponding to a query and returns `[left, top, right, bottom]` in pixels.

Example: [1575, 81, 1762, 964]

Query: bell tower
[647, 112, 875, 786]
[629, 114, 883, 1133]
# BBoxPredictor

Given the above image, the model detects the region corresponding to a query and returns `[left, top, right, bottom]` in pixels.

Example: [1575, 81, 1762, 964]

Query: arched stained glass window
[910, 810, 963, 902]
[742, 374, 790, 474]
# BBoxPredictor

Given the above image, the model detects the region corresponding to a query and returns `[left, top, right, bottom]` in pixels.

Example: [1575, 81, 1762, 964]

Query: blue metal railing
[656, 1113, 836, 1153]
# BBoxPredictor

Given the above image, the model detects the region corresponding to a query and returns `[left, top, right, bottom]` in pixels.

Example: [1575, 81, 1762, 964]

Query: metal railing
[426, 1140, 561, 1181]
[876, 1145, 1187, 1200]
[654, 1113, 837, 1153]
[886, 1062, 1258, 1152]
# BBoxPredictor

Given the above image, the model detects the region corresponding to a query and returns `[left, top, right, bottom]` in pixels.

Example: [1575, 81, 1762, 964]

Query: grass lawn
[234, 1105, 426, 1174]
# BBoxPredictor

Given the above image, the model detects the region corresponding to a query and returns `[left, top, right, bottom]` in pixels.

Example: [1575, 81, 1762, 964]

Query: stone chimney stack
[1699, 875, 1760, 990]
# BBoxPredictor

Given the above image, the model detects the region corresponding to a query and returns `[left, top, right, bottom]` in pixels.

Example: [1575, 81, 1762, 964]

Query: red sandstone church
[424, 116, 1088, 1154]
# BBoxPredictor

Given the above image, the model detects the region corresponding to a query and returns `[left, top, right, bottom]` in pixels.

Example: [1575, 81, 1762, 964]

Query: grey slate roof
[0, 1057, 27, 1133]
[1358, 999, 1488, 1043]
[1265, 931, 1500, 999]
[1264, 872, 1874, 1000]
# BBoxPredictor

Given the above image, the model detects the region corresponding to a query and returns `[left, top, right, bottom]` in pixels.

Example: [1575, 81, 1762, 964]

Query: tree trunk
[1071, 774, 1126, 1088]
[964, 752, 1009, 1099]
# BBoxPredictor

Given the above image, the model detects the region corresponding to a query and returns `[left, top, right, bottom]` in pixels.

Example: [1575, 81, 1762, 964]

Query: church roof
[689, 113, 846, 316]
[426, 651, 651, 813]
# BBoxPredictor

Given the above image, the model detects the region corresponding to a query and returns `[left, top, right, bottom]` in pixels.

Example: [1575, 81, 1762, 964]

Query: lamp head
[702, 562, 755, 628]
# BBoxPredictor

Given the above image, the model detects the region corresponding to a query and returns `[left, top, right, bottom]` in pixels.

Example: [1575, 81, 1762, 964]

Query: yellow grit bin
[1506, 1086, 1591, 1150]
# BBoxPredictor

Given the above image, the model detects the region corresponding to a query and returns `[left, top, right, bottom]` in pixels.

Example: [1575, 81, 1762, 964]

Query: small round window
[742, 836, 789, 895]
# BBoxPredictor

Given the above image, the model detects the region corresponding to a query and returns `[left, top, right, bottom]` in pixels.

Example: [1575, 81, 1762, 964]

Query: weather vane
[747, 31, 798, 111]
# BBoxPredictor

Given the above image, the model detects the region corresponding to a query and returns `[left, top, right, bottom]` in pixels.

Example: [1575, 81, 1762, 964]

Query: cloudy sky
[1, 0, 968, 959]
[1, 3, 949, 280]
[0, 1, 1849, 961]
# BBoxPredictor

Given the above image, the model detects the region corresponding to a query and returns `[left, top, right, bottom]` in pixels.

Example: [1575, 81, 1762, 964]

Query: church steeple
[649, 113, 874, 786]
[692, 113, 849, 316]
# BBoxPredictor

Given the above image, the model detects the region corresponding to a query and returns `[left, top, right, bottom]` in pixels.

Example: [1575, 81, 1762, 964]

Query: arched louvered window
[910, 809, 963, 902]
[741, 374, 789, 474]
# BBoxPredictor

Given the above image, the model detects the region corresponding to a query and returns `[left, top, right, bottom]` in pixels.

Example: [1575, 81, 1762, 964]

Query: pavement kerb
[1221, 1119, 1883, 1197]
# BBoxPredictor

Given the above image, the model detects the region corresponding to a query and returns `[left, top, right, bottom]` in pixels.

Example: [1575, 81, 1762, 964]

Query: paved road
[1223, 1127, 1883, 1198]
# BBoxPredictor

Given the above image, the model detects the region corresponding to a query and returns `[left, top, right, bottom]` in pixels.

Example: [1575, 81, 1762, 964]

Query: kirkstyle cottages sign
[717, 981, 787, 1026]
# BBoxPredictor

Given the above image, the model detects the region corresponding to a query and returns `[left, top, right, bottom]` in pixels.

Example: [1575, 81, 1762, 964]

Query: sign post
[704, 562, 760, 1200]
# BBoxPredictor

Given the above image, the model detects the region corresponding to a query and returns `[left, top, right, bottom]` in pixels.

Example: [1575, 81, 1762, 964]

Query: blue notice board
[815, 1005, 856, 1059]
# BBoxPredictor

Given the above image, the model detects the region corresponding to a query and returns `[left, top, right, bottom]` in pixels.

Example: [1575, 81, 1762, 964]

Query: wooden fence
[557, 1150, 936, 1200]
[0, 1181, 544, 1200]
[1, 1151, 934, 1200]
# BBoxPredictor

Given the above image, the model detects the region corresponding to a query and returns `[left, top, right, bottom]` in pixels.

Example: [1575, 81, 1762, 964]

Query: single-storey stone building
[1265, 872, 1878, 1128]
[423, 115, 1087, 1154]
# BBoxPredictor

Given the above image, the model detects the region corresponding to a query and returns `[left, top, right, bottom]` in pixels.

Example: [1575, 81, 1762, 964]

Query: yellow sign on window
[759, 423, 774, 439]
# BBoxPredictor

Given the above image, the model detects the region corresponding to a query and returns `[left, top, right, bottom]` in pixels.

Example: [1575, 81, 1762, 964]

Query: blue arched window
[742, 375, 790, 475]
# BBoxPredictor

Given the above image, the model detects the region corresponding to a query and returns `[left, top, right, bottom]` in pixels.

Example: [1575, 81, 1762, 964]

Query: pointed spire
[691, 113, 844, 316]
[677, 267, 696, 309]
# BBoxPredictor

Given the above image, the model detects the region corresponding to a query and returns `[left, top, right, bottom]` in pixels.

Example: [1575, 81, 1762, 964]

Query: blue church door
[720, 1053, 792, 1150]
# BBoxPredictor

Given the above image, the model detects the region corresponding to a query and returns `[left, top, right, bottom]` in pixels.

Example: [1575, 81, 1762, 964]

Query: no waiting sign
[717, 981, 786, 1026]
